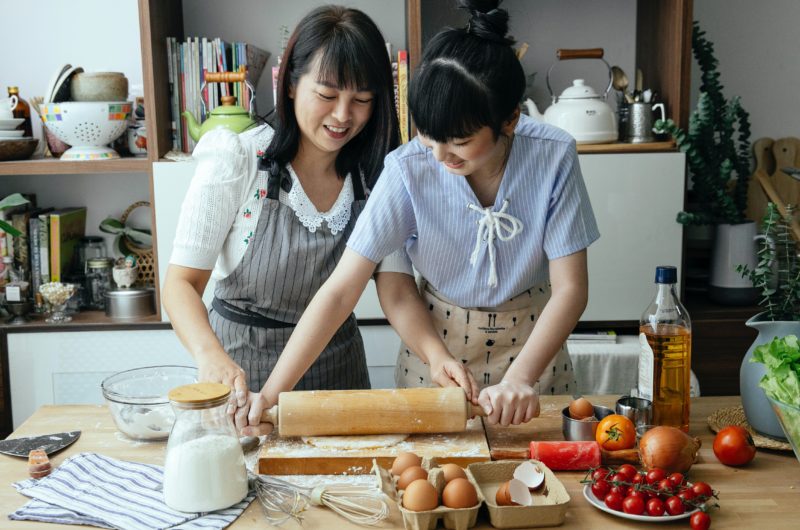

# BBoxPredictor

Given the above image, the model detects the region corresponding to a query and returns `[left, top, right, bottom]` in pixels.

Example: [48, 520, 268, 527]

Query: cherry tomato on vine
[678, 488, 696, 503]
[713, 425, 756, 466]
[646, 468, 667, 485]
[691, 481, 714, 499]
[664, 496, 685, 516]
[592, 468, 611, 482]
[668, 472, 685, 487]
[690, 511, 711, 530]
[646, 497, 665, 516]
[591, 479, 610, 498]
[622, 495, 645, 515]
[610, 484, 629, 497]
[657, 478, 674, 496]
[605, 491, 624, 511]
[616, 464, 638, 480]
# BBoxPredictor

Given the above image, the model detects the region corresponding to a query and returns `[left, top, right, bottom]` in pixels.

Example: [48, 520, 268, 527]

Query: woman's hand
[198, 352, 249, 408]
[478, 380, 540, 426]
[236, 391, 276, 437]
[429, 356, 480, 404]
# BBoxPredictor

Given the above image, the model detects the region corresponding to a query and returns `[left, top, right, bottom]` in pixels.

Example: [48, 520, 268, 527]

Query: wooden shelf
[0, 157, 151, 176]
[0, 310, 170, 333]
[577, 140, 677, 154]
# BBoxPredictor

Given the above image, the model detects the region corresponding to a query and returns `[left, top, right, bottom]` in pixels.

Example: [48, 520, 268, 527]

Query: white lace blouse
[170, 124, 412, 281]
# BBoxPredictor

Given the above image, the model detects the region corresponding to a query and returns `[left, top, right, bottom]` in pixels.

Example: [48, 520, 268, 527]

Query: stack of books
[165, 37, 270, 153]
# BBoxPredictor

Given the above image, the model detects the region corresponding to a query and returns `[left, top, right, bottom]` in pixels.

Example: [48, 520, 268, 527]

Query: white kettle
[525, 49, 617, 144]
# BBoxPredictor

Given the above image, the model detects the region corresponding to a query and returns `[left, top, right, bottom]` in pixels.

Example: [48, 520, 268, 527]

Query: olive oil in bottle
[638, 266, 692, 432]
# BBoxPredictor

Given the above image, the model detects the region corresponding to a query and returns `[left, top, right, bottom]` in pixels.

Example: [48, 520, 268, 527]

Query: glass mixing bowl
[101, 365, 197, 441]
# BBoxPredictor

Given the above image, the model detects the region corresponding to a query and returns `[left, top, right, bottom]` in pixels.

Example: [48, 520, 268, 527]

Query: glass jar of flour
[163, 382, 248, 512]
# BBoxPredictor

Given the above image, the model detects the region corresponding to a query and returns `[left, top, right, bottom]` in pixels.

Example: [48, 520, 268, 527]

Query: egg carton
[373, 457, 484, 530]
[465, 460, 571, 529]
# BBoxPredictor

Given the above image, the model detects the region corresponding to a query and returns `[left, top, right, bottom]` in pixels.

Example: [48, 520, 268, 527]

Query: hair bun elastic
[460, 1, 514, 45]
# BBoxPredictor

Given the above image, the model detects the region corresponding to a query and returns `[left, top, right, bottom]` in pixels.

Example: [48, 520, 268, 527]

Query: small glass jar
[163, 383, 248, 513]
[77, 236, 106, 269]
[85, 257, 113, 309]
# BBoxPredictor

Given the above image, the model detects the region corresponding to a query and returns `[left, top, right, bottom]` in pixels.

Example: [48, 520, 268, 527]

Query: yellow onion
[639, 426, 702, 474]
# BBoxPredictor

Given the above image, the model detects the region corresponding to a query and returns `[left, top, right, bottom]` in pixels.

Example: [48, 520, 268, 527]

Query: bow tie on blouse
[468, 199, 524, 287]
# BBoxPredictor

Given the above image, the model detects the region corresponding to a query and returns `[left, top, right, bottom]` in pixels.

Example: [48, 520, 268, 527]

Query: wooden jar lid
[168, 382, 230, 404]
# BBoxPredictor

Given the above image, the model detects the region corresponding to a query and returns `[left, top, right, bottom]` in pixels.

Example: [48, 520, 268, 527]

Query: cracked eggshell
[508, 478, 534, 507]
[513, 461, 546, 492]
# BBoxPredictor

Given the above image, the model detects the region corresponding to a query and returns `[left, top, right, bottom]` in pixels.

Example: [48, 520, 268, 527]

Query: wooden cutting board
[258, 417, 490, 475]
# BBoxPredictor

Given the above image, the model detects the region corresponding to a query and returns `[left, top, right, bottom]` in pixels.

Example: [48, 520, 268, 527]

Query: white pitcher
[0, 95, 18, 120]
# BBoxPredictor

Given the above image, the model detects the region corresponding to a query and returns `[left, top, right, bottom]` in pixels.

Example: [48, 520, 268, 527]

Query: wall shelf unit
[0, 158, 151, 176]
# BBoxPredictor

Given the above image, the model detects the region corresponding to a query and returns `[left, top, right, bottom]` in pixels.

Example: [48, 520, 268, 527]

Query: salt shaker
[163, 383, 248, 512]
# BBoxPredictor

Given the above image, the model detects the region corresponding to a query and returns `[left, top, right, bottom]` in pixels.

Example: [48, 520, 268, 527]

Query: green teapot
[182, 95, 256, 142]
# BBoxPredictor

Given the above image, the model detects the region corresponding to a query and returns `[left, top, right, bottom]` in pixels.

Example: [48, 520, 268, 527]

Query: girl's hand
[198, 352, 249, 408]
[478, 380, 540, 426]
[429, 356, 480, 404]
[237, 391, 276, 437]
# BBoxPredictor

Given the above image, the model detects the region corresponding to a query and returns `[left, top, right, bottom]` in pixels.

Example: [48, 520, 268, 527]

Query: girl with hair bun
[163, 5, 401, 435]
[243, 0, 600, 433]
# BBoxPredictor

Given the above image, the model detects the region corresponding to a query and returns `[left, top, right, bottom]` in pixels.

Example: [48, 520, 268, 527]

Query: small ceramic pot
[70, 72, 129, 102]
[113, 266, 139, 289]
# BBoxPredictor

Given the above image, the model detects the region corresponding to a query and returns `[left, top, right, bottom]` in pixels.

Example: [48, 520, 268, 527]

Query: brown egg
[402, 478, 438, 511]
[569, 397, 594, 420]
[442, 477, 478, 509]
[391, 451, 422, 476]
[397, 465, 429, 490]
[440, 463, 467, 483]
[495, 480, 519, 506]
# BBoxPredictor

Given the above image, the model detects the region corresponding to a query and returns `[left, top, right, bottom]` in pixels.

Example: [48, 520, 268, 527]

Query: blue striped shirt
[347, 114, 600, 308]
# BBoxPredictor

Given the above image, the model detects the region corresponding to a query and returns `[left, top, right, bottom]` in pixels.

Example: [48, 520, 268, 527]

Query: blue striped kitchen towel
[9, 452, 256, 530]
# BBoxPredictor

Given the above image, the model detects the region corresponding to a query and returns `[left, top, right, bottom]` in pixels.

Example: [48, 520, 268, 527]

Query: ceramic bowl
[767, 396, 800, 464]
[0, 130, 24, 138]
[70, 72, 129, 102]
[39, 101, 131, 160]
[0, 138, 38, 161]
[101, 365, 197, 440]
[562, 405, 614, 441]
[0, 118, 24, 130]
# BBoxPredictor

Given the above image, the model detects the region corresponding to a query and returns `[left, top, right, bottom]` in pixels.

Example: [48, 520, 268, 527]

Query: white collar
[286, 164, 354, 235]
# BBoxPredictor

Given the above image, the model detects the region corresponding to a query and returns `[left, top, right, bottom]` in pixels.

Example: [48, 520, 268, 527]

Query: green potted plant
[737, 203, 800, 440]
[656, 21, 756, 305]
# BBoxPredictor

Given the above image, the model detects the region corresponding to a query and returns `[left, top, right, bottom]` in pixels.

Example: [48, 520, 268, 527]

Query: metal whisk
[252, 474, 389, 526]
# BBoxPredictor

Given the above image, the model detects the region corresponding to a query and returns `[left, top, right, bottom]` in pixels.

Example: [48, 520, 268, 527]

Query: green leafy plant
[656, 21, 752, 226]
[0, 193, 31, 237]
[737, 203, 800, 321]
[751, 334, 800, 407]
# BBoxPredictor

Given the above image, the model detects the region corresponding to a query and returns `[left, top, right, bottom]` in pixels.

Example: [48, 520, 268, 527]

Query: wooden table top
[1, 396, 798, 529]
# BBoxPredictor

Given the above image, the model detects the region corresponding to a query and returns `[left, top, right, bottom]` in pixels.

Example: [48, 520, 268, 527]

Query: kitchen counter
[1, 396, 798, 529]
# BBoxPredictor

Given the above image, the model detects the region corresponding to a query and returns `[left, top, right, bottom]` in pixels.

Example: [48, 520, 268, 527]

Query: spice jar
[77, 236, 106, 270]
[85, 257, 113, 309]
[163, 383, 248, 513]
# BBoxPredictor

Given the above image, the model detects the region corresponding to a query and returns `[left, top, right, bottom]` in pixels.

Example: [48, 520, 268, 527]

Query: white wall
[692, 0, 800, 141]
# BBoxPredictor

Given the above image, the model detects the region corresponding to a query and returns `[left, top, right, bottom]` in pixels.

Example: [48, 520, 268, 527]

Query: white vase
[708, 222, 759, 305]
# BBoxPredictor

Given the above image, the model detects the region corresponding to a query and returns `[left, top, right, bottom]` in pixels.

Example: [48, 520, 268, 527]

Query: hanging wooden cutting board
[258, 418, 490, 475]
[772, 137, 800, 209]
[746, 137, 775, 222]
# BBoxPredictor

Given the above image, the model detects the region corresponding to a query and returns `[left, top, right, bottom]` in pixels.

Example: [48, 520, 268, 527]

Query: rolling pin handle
[470, 404, 488, 418]
[261, 405, 279, 427]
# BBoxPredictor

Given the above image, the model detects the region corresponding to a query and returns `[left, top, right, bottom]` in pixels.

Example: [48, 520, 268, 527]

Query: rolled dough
[300, 433, 410, 450]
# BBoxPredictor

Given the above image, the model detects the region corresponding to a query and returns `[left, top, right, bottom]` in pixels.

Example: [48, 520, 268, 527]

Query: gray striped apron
[209, 160, 370, 392]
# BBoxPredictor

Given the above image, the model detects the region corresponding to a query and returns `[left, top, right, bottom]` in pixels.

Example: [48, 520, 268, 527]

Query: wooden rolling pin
[260, 387, 485, 436]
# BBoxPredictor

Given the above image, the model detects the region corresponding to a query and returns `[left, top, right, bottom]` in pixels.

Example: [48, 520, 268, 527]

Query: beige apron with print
[395, 279, 576, 395]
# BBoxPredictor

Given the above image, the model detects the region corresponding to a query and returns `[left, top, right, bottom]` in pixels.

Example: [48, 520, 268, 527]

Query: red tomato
[605, 492, 624, 511]
[591, 479, 610, 498]
[627, 490, 648, 501]
[631, 473, 645, 486]
[690, 511, 712, 530]
[713, 426, 756, 466]
[592, 468, 611, 482]
[657, 478, 674, 496]
[622, 495, 645, 515]
[645, 468, 666, 484]
[691, 482, 714, 499]
[665, 496, 685, 516]
[678, 489, 696, 503]
[616, 464, 638, 480]
[609, 472, 627, 484]
[667, 472, 685, 487]
[646, 497, 665, 516]
[610, 484, 629, 497]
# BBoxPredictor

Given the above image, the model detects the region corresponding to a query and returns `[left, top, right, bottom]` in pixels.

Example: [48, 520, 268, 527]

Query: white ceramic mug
[0, 95, 19, 120]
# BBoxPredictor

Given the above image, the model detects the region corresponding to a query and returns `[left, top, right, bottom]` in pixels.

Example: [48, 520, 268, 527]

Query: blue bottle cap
[655, 265, 677, 284]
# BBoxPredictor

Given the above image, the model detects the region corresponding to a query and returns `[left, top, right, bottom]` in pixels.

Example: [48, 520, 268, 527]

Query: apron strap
[211, 297, 294, 329]
[352, 171, 366, 201]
